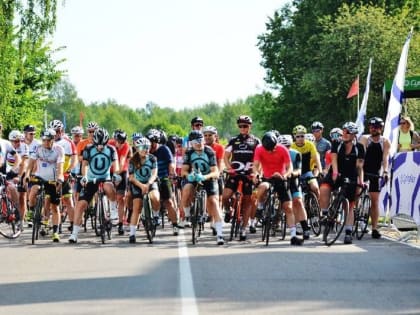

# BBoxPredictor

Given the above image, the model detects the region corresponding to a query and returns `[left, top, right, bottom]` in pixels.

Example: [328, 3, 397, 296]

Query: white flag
[383, 28, 413, 158]
[355, 58, 373, 139]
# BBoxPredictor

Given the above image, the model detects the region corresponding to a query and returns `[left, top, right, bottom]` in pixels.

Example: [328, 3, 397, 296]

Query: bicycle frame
[0, 174, 21, 239]
[191, 182, 207, 245]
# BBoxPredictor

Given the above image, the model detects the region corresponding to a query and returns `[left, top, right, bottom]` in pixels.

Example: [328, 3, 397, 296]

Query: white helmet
[304, 133, 315, 142]
[202, 126, 217, 135]
[86, 121, 99, 129]
[71, 126, 84, 135]
[8, 130, 22, 141]
[49, 119, 64, 130]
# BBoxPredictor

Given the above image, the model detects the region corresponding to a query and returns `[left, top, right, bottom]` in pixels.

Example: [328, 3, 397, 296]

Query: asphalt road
[1, 222, 419, 315]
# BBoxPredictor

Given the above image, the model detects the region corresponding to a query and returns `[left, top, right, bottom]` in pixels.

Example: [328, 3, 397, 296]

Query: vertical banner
[355, 58, 372, 139]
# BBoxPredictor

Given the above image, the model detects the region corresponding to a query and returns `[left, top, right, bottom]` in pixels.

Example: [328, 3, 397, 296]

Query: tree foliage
[257, 0, 420, 134]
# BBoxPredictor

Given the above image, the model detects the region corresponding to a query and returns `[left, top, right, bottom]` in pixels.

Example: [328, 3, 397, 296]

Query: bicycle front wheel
[0, 199, 21, 239]
[306, 192, 321, 236]
[323, 196, 348, 246]
[355, 195, 371, 240]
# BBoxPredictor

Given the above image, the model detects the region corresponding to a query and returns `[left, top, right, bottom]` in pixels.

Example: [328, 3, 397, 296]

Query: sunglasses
[295, 135, 305, 138]
[136, 145, 150, 151]
[238, 125, 250, 129]
[191, 139, 204, 145]
[400, 121, 407, 125]
[88, 130, 95, 134]
[193, 124, 203, 127]
[27, 132, 35, 135]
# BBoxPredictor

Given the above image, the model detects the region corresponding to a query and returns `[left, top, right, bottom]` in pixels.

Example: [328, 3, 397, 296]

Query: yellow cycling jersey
[291, 140, 318, 173]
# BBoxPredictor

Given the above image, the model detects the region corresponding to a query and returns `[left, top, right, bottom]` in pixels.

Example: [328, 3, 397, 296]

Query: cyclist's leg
[69, 183, 95, 241]
[180, 183, 194, 222]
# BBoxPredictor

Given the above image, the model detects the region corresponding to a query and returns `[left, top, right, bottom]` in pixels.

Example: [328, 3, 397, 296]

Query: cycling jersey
[183, 145, 217, 176]
[254, 144, 291, 178]
[291, 140, 318, 174]
[128, 153, 157, 184]
[55, 136, 77, 173]
[315, 137, 331, 168]
[225, 134, 260, 175]
[30, 143, 65, 181]
[6, 142, 28, 173]
[83, 144, 118, 181]
[151, 144, 174, 179]
[332, 141, 365, 179]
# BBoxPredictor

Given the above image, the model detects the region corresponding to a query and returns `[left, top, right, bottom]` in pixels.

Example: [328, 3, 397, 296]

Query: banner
[346, 76, 359, 99]
[383, 28, 413, 159]
[380, 151, 420, 225]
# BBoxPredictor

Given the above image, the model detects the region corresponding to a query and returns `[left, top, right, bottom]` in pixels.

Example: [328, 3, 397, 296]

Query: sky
[52, 0, 288, 110]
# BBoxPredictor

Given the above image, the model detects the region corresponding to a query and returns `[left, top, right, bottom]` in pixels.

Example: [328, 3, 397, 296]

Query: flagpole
[357, 74, 360, 114]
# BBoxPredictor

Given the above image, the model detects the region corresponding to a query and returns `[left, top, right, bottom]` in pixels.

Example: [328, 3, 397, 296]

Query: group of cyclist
[0, 113, 393, 246]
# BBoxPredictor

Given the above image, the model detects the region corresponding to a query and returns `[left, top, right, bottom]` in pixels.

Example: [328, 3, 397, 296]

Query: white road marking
[177, 229, 199, 315]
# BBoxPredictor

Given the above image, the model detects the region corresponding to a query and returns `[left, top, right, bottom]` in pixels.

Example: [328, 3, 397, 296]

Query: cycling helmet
[203, 125, 217, 135]
[188, 130, 204, 141]
[131, 132, 142, 141]
[368, 117, 384, 128]
[113, 128, 127, 142]
[175, 136, 183, 144]
[71, 126, 84, 135]
[8, 130, 22, 141]
[292, 125, 307, 135]
[304, 133, 316, 142]
[93, 128, 109, 145]
[311, 121, 324, 130]
[86, 121, 99, 129]
[262, 132, 277, 151]
[269, 129, 280, 138]
[49, 119, 64, 130]
[41, 128, 56, 140]
[278, 134, 292, 147]
[134, 136, 151, 149]
[145, 129, 161, 143]
[237, 115, 253, 125]
[23, 124, 36, 132]
[329, 128, 343, 141]
[342, 122, 358, 134]
[191, 116, 204, 125]
[159, 129, 167, 144]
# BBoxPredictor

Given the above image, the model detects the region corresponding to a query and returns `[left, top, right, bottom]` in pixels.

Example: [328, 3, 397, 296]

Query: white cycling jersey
[30, 143, 64, 181]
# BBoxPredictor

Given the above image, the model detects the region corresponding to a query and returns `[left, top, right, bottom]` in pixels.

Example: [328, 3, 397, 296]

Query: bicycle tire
[31, 196, 43, 245]
[306, 192, 321, 236]
[230, 199, 239, 241]
[323, 196, 348, 246]
[143, 194, 155, 244]
[279, 210, 287, 240]
[355, 194, 371, 240]
[0, 198, 21, 239]
[191, 201, 199, 245]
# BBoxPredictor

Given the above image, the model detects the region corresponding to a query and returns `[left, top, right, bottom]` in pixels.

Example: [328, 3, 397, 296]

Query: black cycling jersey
[225, 134, 260, 175]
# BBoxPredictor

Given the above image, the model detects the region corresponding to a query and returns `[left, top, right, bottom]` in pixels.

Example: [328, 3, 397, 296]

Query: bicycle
[322, 177, 352, 246]
[190, 181, 207, 245]
[85, 178, 112, 244]
[229, 178, 243, 241]
[301, 178, 321, 236]
[0, 173, 21, 239]
[260, 178, 287, 246]
[141, 191, 157, 244]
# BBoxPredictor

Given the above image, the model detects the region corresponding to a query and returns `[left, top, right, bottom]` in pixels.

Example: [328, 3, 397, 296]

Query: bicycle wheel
[97, 197, 106, 244]
[0, 198, 21, 239]
[143, 195, 155, 244]
[306, 192, 321, 236]
[229, 199, 239, 241]
[191, 202, 199, 245]
[278, 209, 287, 240]
[355, 194, 371, 240]
[31, 197, 43, 245]
[323, 196, 348, 246]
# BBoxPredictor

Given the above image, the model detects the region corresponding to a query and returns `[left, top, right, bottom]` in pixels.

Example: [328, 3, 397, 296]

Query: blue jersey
[128, 154, 157, 183]
[83, 144, 117, 181]
[183, 146, 217, 176]
[289, 148, 302, 171]
[151, 145, 173, 179]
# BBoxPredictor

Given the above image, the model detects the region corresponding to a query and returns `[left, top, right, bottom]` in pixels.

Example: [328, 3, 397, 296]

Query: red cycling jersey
[253, 144, 291, 178]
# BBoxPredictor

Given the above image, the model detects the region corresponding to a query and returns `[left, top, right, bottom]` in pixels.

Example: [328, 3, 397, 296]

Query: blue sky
[53, 0, 288, 110]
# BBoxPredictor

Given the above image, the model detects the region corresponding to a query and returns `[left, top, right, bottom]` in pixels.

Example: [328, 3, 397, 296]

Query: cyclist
[146, 128, 179, 235]
[182, 116, 204, 152]
[181, 130, 224, 245]
[26, 129, 65, 242]
[319, 122, 365, 244]
[311, 121, 331, 174]
[49, 120, 77, 235]
[222, 115, 260, 240]
[5, 130, 27, 226]
[108, 129, 132, 234]
[68, 128, 120, 243]
[359, 117, 390, 239]
[127, 136, 159, 243]
[325, 128, 343, 172]
[291, 125, 322, 198]
[253, 131, 303, 246]
[278, 134, 311, 240]
[23, 124, 41, 157]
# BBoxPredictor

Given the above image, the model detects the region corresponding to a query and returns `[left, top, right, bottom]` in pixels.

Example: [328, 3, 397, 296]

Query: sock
[184, 207, 190, 217]
[289, 226, 297, 237]
[72, 225, 80, 237]
[345, 225, 353, 234]
[214, 221, 223, 236]
[129, 225, 136, 236]
[257, 202, 264, 209]
[109, 201, 117, 211]
[153, 210, 160, 217]
[300, 220, 309, 231]
[250, 218, 256, 227]
[53, 225, 58, 233]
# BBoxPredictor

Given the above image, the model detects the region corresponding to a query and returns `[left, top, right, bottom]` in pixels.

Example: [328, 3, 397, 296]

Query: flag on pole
[383, 28, 413, 158]
[355, 58, 373, 138]
[346, 76, 359, 99]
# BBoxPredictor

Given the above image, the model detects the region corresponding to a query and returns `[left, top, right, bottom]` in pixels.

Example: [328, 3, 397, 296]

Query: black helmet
[191, 116, 204, 125]
[188, 130, 204, 141]
[159, 129, 167, 144]
[113, 128, 127, 142]
[23, 124, 36, 132]
[237, 115, 252, 125]
[262, 132, 277, 151]
[342, 122, 358, 135]
[93, 128, 110, 145]
[146, 129, 161, 143]
[368, 117, 384, 128]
